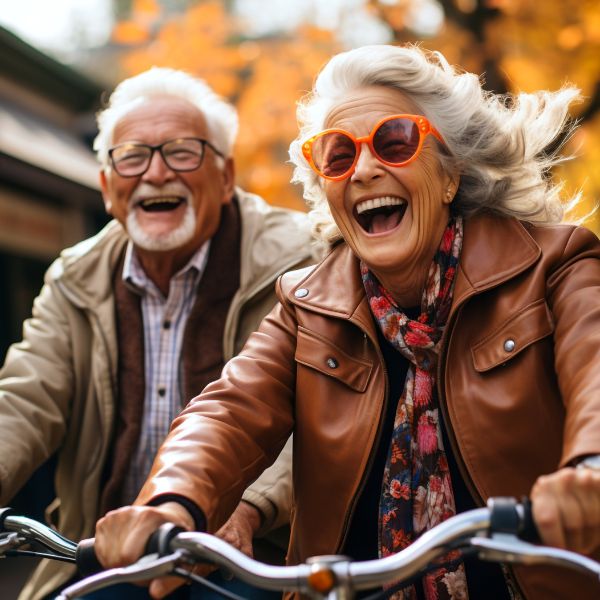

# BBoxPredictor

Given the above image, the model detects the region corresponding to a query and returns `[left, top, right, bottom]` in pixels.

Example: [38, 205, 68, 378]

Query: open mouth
[355, 196, 407, 234]
[136, 196, 186, 213]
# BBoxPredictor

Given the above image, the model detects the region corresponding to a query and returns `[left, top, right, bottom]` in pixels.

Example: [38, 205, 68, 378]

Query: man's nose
[350, 143, 384, 183]
[142, 150, 175, 183]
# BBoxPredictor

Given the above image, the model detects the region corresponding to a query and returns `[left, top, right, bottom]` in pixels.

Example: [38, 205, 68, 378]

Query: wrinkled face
[100, 96, 234, 255]
[322, 86, 458, 282]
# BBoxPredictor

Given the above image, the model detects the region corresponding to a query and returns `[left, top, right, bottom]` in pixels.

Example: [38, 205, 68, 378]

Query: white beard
[126, 181, 197, 251]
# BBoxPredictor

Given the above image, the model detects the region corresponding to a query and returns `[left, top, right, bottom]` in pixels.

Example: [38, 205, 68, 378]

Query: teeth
[140, 197, 181, 206]
[356, 196, 405, 215]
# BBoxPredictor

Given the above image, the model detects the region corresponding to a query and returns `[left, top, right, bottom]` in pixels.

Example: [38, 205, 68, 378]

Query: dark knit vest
[99, 200, 241, 514]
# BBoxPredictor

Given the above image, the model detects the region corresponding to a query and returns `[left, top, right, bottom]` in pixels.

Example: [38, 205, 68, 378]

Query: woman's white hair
[94, 67, 238, 168]
[289, 44, 582, 246]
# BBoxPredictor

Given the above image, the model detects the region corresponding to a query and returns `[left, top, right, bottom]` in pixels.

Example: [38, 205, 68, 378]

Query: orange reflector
[308, 566, 336, 593]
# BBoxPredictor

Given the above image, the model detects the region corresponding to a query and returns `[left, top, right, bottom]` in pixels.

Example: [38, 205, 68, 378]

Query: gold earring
[446, 187, 453, 201]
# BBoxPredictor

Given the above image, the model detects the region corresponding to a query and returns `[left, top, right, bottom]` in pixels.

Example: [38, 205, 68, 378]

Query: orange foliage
[112, 21, 151, 45]
[110, 0, 600, 230]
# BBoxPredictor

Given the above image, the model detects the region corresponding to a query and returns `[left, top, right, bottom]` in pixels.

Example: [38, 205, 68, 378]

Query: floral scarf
[361, 216, 467, 600]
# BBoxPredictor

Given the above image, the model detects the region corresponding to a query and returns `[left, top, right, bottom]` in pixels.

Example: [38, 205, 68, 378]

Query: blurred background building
[0, 26, 107, 359]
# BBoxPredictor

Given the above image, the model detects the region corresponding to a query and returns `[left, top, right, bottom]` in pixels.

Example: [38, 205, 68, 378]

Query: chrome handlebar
[2, 501, 599, 600]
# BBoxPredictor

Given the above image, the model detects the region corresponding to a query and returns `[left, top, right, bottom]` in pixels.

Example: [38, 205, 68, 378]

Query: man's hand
[215, 500, 262, 557]
[182, 500, 264, 584]
[94, 502, 195, 599]
[531, 466, 600, 555]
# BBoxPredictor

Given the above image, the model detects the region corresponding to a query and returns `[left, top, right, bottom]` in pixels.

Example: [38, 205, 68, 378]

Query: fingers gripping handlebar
[76, 523, 186, 575]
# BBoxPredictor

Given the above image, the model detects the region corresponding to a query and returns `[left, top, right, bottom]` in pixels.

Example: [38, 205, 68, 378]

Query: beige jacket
[0, 189, 313, 600]
[138, 215, 600, 599]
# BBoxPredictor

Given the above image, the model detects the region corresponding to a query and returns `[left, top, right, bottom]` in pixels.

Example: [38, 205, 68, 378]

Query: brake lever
[55, 550, 188, 599]
[0, 532, 26, 555]
[471, 535, 600, 580]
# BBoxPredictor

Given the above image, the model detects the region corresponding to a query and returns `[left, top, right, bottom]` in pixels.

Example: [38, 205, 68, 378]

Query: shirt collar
[122, 239, 211, 296]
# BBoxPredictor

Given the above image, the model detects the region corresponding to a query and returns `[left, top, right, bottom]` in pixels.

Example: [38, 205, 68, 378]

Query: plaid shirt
[120, 240, 210, 504]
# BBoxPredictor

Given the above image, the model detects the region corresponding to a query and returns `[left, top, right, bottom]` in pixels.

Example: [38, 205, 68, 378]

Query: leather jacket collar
[286, 214, 541, 325]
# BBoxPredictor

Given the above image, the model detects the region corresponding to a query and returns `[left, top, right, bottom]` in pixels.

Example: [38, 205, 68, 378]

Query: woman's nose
[350, 143, 385, 183]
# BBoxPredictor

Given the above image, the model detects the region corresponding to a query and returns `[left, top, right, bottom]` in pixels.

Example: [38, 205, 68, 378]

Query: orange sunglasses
[302, 114, 444, 181]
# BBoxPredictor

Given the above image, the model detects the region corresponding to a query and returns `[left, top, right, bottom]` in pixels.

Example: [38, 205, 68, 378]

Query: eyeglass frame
[301, 114, 444, 182]
[107, 137, 226, 178]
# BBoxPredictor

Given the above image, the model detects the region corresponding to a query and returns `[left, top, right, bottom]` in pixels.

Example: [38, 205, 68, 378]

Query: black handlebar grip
[76, 538, 103, 576]
[519, 496, 541, 543]
[488, 497, 521, 534]
[487, 497, 541, 543]
[144, 523, 186, 556]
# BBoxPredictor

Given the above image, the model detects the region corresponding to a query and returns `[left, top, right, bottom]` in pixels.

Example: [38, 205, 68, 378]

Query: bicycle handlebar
[0, 507, 77, 559]
[2, 498, 599, 600]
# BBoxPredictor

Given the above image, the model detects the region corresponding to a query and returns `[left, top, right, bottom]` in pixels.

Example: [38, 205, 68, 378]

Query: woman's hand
[93, 500, 262, 598]
[531, 466, 600, 555]
[94, 501, 195, 598]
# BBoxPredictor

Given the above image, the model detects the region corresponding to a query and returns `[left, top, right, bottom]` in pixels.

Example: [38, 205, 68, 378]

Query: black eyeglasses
[108, 137, 225, 177]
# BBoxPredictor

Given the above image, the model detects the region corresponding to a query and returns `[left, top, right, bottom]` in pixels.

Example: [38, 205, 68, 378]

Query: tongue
[370, 209, 402, 234]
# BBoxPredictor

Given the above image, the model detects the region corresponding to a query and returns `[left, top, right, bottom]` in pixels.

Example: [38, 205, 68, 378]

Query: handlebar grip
[487, 497, 541, 543]
[75, 523, 186, 576]
[519, 497, 541, 543]
[76, 538, 103, 576]
[144, 523, 186, 555]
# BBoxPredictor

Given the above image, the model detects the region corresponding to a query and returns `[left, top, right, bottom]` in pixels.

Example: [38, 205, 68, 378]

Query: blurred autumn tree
[107, 0, 600, 231]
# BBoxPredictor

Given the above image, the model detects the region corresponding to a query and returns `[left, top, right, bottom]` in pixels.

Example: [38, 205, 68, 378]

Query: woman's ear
[443, 172, 461, 205]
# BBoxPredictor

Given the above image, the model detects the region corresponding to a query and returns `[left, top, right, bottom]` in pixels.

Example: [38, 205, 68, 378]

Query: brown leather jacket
[138, 214, 600, 599]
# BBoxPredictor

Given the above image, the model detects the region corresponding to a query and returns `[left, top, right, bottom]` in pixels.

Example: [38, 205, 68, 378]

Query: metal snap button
[326, 357, 339, 369]
[294, 288, 309, 298]
[503, 339, 516, 352]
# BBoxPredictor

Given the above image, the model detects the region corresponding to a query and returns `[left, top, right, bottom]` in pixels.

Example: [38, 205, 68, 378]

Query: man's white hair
[94, 67, 238, 167]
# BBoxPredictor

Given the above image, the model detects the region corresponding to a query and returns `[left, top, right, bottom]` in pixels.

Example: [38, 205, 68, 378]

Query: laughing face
[322, 86, 458, 305]
[100, 95, 234, 260]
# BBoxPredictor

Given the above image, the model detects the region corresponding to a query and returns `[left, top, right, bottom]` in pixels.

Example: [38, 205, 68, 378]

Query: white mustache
[128, 182, 192, 209]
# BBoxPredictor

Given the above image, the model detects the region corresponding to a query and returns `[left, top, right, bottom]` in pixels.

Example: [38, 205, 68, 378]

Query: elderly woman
[95, 45, 600, 600]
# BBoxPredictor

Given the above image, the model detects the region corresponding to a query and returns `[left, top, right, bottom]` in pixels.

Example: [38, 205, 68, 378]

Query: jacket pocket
[471, 299, 554, 372]
[295, 326, 373, 392]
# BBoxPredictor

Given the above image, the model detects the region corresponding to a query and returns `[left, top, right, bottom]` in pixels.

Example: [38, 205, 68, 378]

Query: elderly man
[0, 67, 313, 599]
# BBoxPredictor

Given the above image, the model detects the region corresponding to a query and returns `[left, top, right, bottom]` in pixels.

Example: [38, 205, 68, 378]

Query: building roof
[0, 26, 104, 191]
[0, 26, 103, 112]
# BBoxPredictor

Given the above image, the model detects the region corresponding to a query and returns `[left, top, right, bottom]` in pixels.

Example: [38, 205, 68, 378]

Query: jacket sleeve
[135, 288, 298, 534]
[241, 436, 292, 535]
[234, 260, 315, 534]
[547, 225, 600, 466]
[0, 281, 74, 505]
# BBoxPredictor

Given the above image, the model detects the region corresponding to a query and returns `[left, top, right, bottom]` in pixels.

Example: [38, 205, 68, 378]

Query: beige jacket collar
[48, 188, 313, 311]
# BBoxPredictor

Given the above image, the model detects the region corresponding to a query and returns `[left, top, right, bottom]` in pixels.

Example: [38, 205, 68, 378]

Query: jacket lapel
[287, 243, 377, 338]
[289, 215, 541, 324]
[452, 214, 541, 310]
